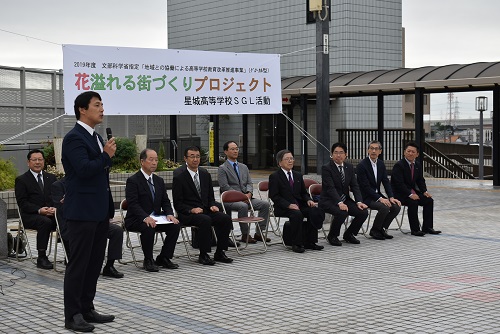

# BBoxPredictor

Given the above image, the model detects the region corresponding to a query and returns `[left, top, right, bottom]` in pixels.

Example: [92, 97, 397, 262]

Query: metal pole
[315, 4, 330, 174]
[479, 110, 484, 180]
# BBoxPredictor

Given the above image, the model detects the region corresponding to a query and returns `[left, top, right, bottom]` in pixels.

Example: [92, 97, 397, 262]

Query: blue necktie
[233, 163, 241, 183]
[147, 176, 155, 200]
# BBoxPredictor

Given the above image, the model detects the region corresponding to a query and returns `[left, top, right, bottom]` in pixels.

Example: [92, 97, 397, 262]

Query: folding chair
[221, 190, 267, 255]
[119, 199, 165, 268]
[307, 183, 330, 239]
[257, 180, 286, 247]
[393, 204, 417, 234]
[53, 208, 68, 273]
[303, 178, 319, 189]
[14, 206, 53, 264]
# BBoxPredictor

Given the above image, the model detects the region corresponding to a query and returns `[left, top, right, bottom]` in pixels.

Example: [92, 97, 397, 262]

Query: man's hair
[27, 149, 44, 161]
[73, 91, 102, 120]
[404, 141, 420, 152]
[139, 148, 154, 161]
[223, 140, 238, 151]
[368, 140, 382, 150]
[184, 146, 200, 157]
[276, 149, 292, 165]
[331, 142, 348, 154]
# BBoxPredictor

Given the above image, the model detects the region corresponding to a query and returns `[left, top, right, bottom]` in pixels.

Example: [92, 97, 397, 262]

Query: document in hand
[150, 215, 173, 224]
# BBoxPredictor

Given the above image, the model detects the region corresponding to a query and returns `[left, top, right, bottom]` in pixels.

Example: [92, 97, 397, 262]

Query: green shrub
[157, 141, 166, 170]
[111, 137, 139, 172]
[0, 157, 17, 190]
[42, 141, 55, 166]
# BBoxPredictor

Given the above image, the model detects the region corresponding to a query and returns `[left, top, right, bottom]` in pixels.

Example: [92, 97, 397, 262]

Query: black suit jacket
[356, 157, 394, 205]
[391, 158, 427, 200]
[15, 170, 57, 224]
[62, 123, 114, 221]
[320, 161, 362, 206]
[172, 167, 218, 215]
[124, 171, 174, 227]
[268, 169, 311, 210]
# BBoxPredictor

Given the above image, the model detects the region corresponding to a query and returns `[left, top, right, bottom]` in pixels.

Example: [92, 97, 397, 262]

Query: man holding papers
[125, 148, 180, 272]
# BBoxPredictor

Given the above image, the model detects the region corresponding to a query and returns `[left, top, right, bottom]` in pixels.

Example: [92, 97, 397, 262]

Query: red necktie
[410, 163, 416, 194]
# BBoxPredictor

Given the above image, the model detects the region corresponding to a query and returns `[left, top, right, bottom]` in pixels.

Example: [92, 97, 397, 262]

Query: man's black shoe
[343, 233, 361, 244]
[327, 236, 342, 246]
[382, 229, 394, 239]
[102, 265, 124, 278]
[65, 314, 95, 332]
[411, 230, 425, 236]
[143, 258, 159, 272]
[292, 245, 305, 253]
[214, 251, 233, 263]
[369, 229, 385, 240]
[228, 238, 241, 247]
[422, 228, 441, 235]
[198, 253, 216, 265]
[37, 256, 53, 270]
[156, 256, 179, 269]
[304, 243, 324, 250]
[82, 310, 115, 323]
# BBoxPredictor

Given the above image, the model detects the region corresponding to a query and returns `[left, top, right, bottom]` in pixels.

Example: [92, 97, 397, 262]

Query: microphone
[106, 128, 113, 140]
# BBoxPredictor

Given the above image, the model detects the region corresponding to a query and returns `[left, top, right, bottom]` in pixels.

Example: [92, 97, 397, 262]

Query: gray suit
[218, 160, 269, 235]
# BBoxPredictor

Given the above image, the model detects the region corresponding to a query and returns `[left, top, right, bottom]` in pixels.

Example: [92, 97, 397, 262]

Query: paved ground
[1, 173, 500, 333]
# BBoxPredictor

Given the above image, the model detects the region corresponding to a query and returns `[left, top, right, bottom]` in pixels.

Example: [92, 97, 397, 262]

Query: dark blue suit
[62, 123, 114, 322]
[356, 157, 400, 231]
[391, 158, 434, 232]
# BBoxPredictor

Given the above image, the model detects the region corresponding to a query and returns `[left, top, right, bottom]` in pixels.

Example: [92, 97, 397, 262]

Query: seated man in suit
[319, 143, 368, 246]
[356, 140, 401, 240]
[51, 177, 125, 278]
[391, 141, 441, 236]
[173, 146, 233, 265]
[268, 149, 325, 253]
[15, 149, 57, 269]
[125, 148, 181, 272]
[218, 140, 270, 244]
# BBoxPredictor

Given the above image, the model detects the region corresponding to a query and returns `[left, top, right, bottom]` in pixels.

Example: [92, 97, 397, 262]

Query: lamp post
[475, 96, 488, 179]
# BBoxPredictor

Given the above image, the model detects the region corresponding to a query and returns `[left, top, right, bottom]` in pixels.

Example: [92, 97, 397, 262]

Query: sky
[1, 0, 499, 120]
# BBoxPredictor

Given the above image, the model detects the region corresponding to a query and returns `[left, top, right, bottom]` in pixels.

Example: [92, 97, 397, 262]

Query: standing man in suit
[218, 140, 270, 244]
[320, 143, 368, 246]
[51, 177, 125, 278]
[268, 149, 325, 253]
[172, 146, 233, 265]
[125, 148, 181, 272]
[356, 140, 401, 240]
[15, 149, 57, 269]
[62, 91, 116, 332]
[391, 141, 441, 236]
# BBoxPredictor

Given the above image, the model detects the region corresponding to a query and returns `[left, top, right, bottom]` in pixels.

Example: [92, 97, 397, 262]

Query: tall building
[167, 0, 403, 168]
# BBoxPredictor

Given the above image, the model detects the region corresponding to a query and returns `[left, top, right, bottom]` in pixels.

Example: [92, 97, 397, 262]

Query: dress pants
[178, 210, 232, 253]
[22, 215, 56, 251]
[126, 220, 180, 259]
[368, 200, 401, 231]
[399, 194, 434, 231]
[107, 223, 124, 261]
[322, 198, 368, 237]
[223, 198, 270, 235]
[273, 205, 324, 246]
[64, 219, 108, 322]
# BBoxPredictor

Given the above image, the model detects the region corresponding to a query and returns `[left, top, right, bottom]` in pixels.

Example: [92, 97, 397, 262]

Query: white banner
[62, 44, 282, 115]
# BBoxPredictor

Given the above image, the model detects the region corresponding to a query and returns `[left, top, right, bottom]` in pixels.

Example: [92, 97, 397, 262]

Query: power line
[0, 28, 61, 46]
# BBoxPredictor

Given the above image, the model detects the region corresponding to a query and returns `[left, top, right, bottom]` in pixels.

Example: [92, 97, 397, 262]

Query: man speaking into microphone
[62, 91, 116, 332]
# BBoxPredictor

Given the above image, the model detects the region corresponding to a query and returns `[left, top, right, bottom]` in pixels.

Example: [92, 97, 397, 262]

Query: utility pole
[311, 0, 330, 174]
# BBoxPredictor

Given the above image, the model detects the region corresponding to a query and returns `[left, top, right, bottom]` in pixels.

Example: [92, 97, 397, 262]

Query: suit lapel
[76, 123, 101, 154]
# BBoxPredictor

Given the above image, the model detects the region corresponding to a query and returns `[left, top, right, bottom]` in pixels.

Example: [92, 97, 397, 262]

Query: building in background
[167, 0, 404, 168]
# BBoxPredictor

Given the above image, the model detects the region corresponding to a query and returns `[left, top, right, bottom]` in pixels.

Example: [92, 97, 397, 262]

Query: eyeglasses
[332, 151, 346, 155]
[368, 146, 381, 151]
[282, 157, 295, 162]
[186, 155, 201, 159]
[29, 158, 44, 162]
[228, 147, 239, 151]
